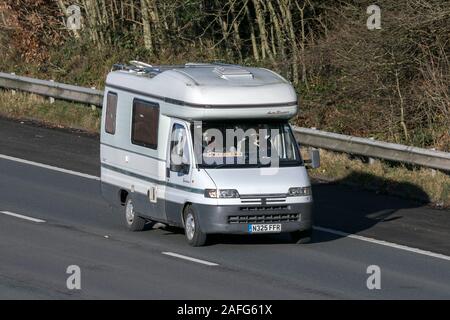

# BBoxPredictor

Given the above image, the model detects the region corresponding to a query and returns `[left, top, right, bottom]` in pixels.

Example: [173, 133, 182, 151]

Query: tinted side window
[105, 92, 117, 134]
[170, 124, 190, 166]
[131, 99, 159, 149]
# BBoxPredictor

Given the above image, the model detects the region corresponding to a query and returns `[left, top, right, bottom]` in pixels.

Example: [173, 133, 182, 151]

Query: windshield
[191, 120, 303, 169]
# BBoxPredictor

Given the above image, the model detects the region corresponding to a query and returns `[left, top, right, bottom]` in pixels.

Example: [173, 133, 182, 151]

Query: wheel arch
[181, 202, 193, 227]
[119, 189, 129, 206]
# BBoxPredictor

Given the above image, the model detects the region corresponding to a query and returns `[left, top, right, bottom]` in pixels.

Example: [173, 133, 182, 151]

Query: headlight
[288, 187, 311, 196]
[204, 189, 240, 198]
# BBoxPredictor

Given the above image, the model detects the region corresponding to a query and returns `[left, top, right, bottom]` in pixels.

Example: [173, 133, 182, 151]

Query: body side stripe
[101, 163, 204, 194]
[101, 142, 165, 161]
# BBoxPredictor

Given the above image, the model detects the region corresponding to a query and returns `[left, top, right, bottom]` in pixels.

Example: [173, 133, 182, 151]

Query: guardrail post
[368, 137, 376, 165]
[49, 80, 55, 104]
[90, 87, 97, 110]
[430, 148, 437, 177]
[10, 73, 16, 95]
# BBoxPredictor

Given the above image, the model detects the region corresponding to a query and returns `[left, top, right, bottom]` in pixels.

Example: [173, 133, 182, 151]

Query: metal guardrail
[1, 72, 449, 171]
[292, 127, 450, 172]
[0, 72, 103, 106]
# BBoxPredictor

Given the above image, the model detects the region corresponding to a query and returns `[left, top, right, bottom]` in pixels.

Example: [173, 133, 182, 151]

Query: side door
[165, 120, 193, 225]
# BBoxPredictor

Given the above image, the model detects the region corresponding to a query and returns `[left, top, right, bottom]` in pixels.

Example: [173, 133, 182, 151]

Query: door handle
[166, 167, 170, 178]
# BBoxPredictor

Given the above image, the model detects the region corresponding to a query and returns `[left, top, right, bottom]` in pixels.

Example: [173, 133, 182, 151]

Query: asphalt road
[0, 117, 449, 299]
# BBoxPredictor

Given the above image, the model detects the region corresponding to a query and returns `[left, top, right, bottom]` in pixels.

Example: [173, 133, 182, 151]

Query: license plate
[248, 224, 282, 233]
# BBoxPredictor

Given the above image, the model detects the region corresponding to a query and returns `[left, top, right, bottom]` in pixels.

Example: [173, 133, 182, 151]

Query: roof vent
[213, 66, 253, 80]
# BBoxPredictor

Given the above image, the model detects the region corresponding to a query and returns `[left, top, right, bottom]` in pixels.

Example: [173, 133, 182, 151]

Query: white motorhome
[100, 61, 319, 246]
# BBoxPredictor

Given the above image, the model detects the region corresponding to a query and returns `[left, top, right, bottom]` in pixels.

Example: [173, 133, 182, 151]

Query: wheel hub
[185, 213, 195, 240]
[125, 200, 135, 225]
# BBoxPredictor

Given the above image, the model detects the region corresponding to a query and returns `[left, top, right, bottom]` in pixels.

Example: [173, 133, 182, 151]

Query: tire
[184, 206, 207, 247]
[290, 229, 312, 244]
[124, 197, 146, 231]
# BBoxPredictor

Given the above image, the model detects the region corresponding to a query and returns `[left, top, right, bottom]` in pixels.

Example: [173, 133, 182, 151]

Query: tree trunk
[148, 0, 164, 48]
[140, 0, 153, 53]
[81, 0, 100, 45]
[56, 0, 80, 38]
[279, 0, 299, 85]
[252, 0, 274, 61]
[245, 2, 259, 61]
[130, 0, 136, 31]
[230, 0, 243, 62]
[268, 0, 285, 61]
[395, 70, 409, 141]
[296, 0, 308, 85]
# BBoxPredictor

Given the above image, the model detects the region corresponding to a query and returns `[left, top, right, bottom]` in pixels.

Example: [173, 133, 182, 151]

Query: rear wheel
[184, 206, 207, 247]
[290, 229, 312, 244]
[124, 197, 146, 231]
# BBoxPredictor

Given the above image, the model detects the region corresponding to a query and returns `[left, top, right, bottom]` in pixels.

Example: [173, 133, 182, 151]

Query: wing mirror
[304, 148, 320, 169]
[170, 162, 190, 175]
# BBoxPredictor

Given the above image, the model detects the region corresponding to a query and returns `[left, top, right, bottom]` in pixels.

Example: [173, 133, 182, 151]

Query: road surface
[0, 117, 449, 299]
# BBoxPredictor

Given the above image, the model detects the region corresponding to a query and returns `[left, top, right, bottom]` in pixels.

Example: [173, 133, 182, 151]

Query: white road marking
[0, 153, 99, 181]
[162, 252, 219, 266]
[1, 152, 449, 262]
[0, 211, 46, 223]
[313, 226, 450, 262]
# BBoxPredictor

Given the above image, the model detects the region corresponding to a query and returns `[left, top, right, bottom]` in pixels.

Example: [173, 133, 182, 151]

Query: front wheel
[290, 229, 312, 244]
[184, 206, 207, 247]
[124, 197, 146, 231]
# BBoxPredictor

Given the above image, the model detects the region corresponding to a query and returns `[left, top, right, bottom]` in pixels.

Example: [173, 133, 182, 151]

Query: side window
[131, 99, 159, 149]
[105, 92, 117, 134]
[170, 124, 190, 167]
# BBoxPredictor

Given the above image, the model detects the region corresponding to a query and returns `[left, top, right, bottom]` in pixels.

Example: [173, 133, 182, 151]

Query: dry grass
[0, 90, 100, 133]
[304, 149, 450, 207]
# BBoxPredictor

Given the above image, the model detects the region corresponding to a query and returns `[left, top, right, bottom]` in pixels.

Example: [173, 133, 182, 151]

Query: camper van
[100, 61, 319, 246]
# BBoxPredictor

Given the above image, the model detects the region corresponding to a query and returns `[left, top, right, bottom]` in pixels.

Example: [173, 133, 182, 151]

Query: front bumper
[191, 202, 313, 234]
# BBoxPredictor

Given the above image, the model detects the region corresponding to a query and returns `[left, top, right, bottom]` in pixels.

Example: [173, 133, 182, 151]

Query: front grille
[239, 193, 287, 205]
[228, 213, 300, 224]
[240, 193, 287, 199]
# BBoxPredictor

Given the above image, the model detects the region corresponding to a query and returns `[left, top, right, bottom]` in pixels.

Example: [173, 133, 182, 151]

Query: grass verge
[305, 149, 450, 208]
[0, 90, 100, 133]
